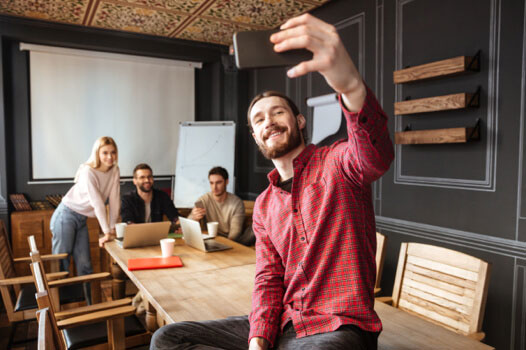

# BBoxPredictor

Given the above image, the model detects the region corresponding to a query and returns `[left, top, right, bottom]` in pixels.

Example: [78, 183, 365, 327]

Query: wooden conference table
[105, 238, 494, 350]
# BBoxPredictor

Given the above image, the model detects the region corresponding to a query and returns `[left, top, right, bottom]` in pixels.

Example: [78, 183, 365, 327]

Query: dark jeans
[150, 316, 378, 350]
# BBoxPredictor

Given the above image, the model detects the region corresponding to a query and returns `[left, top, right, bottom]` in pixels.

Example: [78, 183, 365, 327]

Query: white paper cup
[160, 238, 175, 258]
[115, 222, 127, 238]
[207, 222, 219, 237]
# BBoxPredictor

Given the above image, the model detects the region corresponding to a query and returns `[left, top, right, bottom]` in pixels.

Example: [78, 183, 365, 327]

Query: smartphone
[195, 201, 204, 209]
[233, 29, 312, 70]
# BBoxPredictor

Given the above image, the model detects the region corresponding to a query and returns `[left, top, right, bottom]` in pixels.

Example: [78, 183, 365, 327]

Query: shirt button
[302, 288, 305, 291]
[293, 209, 298, 213]
[300, 237, 305, 241]
[361, 116, 368, 123]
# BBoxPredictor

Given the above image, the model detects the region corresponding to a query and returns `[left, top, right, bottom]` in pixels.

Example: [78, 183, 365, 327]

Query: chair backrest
[37, 307, 59, 350]
[375, 232, 386, 290]
[31, 261, 65, 349]
[28, 236, 60, 310]
[0, 219, 20, 319]
[392, 242, 491, 336]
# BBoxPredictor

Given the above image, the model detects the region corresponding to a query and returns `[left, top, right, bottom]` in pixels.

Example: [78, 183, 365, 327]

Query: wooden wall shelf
[394, 92, 479, 116]
[395, 125, 479, 145]
[393, 54, 479, 84]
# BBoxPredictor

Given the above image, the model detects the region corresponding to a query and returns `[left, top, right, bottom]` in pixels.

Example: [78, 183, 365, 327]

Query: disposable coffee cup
[207, 222, 219, 237]
[160, 238, 175, 258]
[115, 222, 127, 239]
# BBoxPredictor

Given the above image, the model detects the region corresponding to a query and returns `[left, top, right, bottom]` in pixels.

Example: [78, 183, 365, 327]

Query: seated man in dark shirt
[121, 163, 179, 226]
[121, 163, 180, 314]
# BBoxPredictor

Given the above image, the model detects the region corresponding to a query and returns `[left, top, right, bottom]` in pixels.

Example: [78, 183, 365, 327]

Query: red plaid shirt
[248, 88, 394, 345]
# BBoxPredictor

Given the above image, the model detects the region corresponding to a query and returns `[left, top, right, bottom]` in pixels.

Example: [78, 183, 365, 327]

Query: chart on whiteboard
[174, 121, 235, 208]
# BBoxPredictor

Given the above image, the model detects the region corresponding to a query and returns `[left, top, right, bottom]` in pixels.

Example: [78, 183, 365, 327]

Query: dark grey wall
[0, 15, 229, 224]
[235, 0, 526, 349]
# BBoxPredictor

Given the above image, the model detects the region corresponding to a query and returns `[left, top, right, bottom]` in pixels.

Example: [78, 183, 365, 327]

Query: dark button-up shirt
[121, 188, 179, 224]
[248, 88, 394, 345]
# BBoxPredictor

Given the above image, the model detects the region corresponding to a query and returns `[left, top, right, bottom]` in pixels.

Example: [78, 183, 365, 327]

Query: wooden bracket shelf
[393, 52, 480, 84]
[394, 90, 479, 116]
[395, 120, 480, 145]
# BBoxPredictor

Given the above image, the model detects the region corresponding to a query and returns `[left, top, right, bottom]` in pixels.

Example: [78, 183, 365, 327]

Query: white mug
[160, 238, 175, 258]
[115, 222, 127, 238]
[207, 222, 219, 237]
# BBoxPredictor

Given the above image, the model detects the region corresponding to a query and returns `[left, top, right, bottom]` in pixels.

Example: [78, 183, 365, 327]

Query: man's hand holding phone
[234, 14, 366, 112]
[190, 201, 206, 221]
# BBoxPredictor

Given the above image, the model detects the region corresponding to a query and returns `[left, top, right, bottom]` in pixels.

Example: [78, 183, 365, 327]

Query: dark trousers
[150, 315, 378, 350]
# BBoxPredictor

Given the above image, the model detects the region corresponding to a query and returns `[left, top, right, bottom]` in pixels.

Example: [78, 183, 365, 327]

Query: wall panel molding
[393, 0, 501, 191]
[376, 216, 526, 258]
[517, 0, 526, 241]
[511, 260, 526, 350]
[375, 0, 384, 214]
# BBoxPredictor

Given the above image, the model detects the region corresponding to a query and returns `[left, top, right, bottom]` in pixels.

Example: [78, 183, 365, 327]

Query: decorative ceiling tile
[177, 17, 252, 45]
[0, 0, 89, 24]
[119, 0, 208, 13]
[203, 0, 318, 28]
[93, 1, 185, 36]
[0, 0, 332, 45]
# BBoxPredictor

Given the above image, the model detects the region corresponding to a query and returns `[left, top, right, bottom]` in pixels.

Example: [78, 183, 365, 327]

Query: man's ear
[132, 177, 138, 186]
[252, 132, 259, 145]
[297, 114, 306, 130]
[225, 179, 229, 187]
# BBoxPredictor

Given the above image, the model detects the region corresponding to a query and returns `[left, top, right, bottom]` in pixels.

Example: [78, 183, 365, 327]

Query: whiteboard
[306, 93, 342, 144]
[174, 122, 236, 208]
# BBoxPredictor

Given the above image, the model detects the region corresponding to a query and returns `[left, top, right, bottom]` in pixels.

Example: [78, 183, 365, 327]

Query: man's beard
[257, 124, 302, 160]
[139, 184, 152, 193]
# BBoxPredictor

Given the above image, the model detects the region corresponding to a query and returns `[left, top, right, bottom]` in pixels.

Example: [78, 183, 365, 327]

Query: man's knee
[150, 323, 181, 350]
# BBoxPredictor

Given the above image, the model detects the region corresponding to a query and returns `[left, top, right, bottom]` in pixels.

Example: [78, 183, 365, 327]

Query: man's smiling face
[249, 96, 305, 160]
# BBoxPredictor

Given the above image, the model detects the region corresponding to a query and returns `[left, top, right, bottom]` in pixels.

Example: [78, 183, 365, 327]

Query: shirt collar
[267, 144, 316, 186]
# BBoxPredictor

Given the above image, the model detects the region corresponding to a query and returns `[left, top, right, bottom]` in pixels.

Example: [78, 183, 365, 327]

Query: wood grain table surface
[105, 238, 494, 349]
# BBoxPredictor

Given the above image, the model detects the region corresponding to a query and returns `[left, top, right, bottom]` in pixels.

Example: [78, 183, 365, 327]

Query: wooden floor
[0, 280, 148, 350]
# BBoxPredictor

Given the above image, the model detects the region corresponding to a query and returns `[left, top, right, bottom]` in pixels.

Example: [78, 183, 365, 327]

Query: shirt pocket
[300, 178, 327, 240]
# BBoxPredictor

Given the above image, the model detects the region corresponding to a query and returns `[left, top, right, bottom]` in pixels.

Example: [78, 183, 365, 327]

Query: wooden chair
[28, 236, 151, 349]
[378, 242, 491, 340]
[374, 232, 387, 295]
[0, 219, 69, 346]
[31, 260, 136, 350]
[36, 307, 59, 350]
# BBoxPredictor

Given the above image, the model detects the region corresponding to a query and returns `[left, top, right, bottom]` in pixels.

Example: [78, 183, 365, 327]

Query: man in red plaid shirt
[151, 13, 393, 350]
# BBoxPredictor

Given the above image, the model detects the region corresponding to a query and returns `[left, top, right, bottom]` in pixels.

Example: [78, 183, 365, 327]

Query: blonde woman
[50, 136, 120, 303]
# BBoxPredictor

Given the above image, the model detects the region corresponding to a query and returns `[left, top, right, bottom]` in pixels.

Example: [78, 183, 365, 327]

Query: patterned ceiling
[0, 0, 331, 46]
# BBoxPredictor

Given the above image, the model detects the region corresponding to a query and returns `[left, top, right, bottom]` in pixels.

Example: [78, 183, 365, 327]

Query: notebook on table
[179, 217, 232, 253]
[116, 221, 171, 249]
[128, 256, 183, 271]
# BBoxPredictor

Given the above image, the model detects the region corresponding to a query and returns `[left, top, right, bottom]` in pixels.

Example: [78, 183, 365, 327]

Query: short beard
[257, 124, 302, 160]
[139, 184, 152, 193]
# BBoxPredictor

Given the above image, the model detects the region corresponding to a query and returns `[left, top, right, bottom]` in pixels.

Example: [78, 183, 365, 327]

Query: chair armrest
[55, 298, 133, 320]
[374, 287, 381, 296]
[56, 305, 136, 329]
[375, 296, 393, 305]
[46, 271, 69, 280]
[0, 271, 71, 286]
[48, 272, 110, 288]
[0, 275, 34, 285]
[467, 332, 485, 341]
[13, 253, 68, 263]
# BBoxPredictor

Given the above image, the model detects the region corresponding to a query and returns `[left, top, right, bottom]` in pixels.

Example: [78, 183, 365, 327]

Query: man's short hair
[208, 166, 228, 181]
[246, 90, 307, 142]
[133, 163, 153, 177]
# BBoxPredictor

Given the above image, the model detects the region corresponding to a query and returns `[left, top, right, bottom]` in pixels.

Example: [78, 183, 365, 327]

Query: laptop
[116, 221, 171, 249]
[179, 217, 232, 253]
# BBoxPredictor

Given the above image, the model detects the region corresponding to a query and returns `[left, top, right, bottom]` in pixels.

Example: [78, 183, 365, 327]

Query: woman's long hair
[74, 136, 118, 182]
